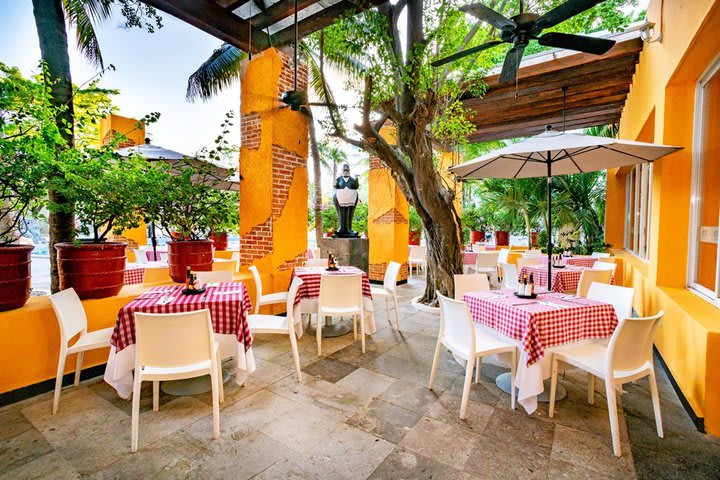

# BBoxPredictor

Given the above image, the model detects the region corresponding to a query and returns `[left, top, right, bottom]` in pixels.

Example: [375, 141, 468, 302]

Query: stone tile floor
[2, 277, 719, 479]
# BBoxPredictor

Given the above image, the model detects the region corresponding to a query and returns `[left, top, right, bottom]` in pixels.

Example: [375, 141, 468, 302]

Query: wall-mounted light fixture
[640, 21, 662, 44]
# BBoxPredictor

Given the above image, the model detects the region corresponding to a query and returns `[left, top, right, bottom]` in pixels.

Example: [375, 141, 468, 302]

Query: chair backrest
[526, 249, 542, 256]
[577, 268, 613, 297]
[143, 266, 170, 284]
[133, 248, 148, 264]
[437, 292, 475, 356]
[591, 252, 611, 258]
[497, 248, 510, 264]
[597, 257, 616, 264]
[318, 274, 362, 311]
[285, 277, 303, 332]
[383, 261, 402, 292]
[196, 270, 233, 284]
[135, 310, 214, 369]
[587, 283, 635, 321]
[212, 259, 237, 272]
[500, 263, 518, 289]
[607, 311, 664, 374]
[517, 256, 541, 269]
[592, 261, 617, 275]
[409, 245, 426, 260]
[306, 258, 328, 267]
[454, 274, 490, 300]
[475, 251, 500, 268]
[49, 288, 88, 343]
[471, 244, 482, 252]
[249, 265, 263, 298]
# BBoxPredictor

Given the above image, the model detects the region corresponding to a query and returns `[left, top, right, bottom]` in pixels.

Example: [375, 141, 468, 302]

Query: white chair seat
[370, 286, 392, 298]
[452, 327, 516, 361]
[320, 306, 362, 315]
[247, 314, 289, 332]
[68, 327, 114, 353]
[556, 344, 653, 381]
[259, 291, 289, 305]
[141, 360, 212, 378]
[475, 267, 496, 274]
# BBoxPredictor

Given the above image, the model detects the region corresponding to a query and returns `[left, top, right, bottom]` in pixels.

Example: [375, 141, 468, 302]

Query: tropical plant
[408, 206, 423, 233]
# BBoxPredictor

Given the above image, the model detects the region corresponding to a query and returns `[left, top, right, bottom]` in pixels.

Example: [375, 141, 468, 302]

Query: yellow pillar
[368, 126, 409, 282]
[239, 48, 309, 307]
[437, 149, 463, 216]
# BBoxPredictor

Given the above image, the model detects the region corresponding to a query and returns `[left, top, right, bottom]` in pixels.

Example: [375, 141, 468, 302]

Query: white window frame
[687, 56, 720, 306]
[624, 163, 652, 260]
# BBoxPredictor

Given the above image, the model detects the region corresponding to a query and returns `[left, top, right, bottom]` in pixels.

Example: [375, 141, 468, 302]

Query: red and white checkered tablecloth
[462, 252, 478, 266]
[145, 250, 168, 261]
[462, 289, 618, 366]
[111, 282, 253, 353]
[124, 266, 145, 285]
[291, 266, 372, 305]
[565, 257, 599, 268]
[519, 265, 583, 293]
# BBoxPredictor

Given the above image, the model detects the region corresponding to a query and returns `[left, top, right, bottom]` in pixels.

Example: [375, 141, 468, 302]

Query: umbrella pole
[151, 222, 158, 261]
[547, 151, 552, 289]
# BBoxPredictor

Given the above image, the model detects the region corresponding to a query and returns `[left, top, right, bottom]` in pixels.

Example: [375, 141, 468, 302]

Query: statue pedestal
[320, 238, 369, 272]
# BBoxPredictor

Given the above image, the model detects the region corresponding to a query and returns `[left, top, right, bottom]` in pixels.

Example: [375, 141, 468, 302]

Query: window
[624, 163, 652, 260]
[688, 60, 720, 304]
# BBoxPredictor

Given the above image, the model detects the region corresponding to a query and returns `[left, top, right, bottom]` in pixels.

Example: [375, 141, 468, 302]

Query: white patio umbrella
[450, 126, 681, 282]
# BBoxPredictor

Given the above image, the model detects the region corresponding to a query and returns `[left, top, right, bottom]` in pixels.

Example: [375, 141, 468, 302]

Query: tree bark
[32, 0, 76, 292]
[308, 113, 323, 244]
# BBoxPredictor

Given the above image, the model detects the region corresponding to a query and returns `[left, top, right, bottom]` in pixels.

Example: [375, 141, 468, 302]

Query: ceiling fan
[431, 0, 617, 84]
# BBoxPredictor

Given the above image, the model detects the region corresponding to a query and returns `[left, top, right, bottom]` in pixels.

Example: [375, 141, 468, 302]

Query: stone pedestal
[320, 238, 369, 272]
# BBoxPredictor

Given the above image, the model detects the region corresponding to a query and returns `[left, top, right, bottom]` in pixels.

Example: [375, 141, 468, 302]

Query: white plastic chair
[592, 261, 617, 276]
[524, 249, 542, 257]
[318, 274, 364, 355]
[500, 262, 518, 290]
[196, 270, 233, 284]
[408, 245, 427, 276]
[306, 258, 328, 267]
[516, 256, 541, 269]
[370, 261, 401, 330]
[429, 292, 516, 418]
[133, 248, 148, 264]
[471, 244, 482, 252]
[591, 252, 611, 258]
[497, 248, 510, 265]
[454, 273, 490, 300]
[212, 258, 237, 272]
[249, 265, 289, 314]
[587, 283, 635, 321]
[131, 309, 222, 452]
[549, 311, 665, 457]
[248, 278, 304, 382]
[49, 288, 114, 415]
[576, 269, 613, 297]
[473, 251, 500, 286]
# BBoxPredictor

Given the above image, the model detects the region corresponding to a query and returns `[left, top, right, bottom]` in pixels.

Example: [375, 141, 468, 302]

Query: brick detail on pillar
[241, 216, 272, 265]
[102, 130, 136, 149]
[279, 52, 308, 92]
[278, 252, 307, 272]
[369, 157, 383, 170]
[373, 208, 408, 225]
[241, 112, 261, 150]
[369, 262, 409, 283]
[272, 145, 305, 220]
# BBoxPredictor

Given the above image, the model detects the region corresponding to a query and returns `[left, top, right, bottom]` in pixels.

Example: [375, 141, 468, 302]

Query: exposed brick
[241, 112, 261, 150]
[373, 208, 408, 225]
[369, 262, 409, 282]
[369, 157, 383, 170]
[103, 130, 136, 149]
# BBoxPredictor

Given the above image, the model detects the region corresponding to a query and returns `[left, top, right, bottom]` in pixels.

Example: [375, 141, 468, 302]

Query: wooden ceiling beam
[473, 105, 624, 134]
[256, 0, 323, 29]
[470, 95, 628, 125]
[469, 115, 621, 143]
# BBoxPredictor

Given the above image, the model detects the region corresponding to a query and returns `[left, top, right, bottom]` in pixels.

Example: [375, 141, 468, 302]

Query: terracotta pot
[495, 230, 510, 246]
[409, 230, 421, 245]
[0, 245, 34, 311]
[167, 240, 213, 283]
[531, 231, 539, 247]
[469, 230, 485, 244]
[56, 242, 126, 299]
[210, 232, 228, 251]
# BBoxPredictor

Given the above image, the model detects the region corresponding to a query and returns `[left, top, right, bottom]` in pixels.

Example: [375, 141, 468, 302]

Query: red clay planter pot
[56, 242, 127, 299]
[0, 245, 34, 311]
[167, 240, 213, 283]
[210, 232, 228, 251]
[409, 231, 421, 245]
[495, 230, 510, 246]
[469, 230, 485, 244]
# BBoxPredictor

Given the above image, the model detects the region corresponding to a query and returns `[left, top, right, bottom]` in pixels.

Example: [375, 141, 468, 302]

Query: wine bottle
[185, 266, 191, 289]
[529, 272, 535, 295]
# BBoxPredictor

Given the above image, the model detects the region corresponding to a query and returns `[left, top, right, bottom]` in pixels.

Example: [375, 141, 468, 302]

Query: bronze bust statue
[333, 163, 360, 238]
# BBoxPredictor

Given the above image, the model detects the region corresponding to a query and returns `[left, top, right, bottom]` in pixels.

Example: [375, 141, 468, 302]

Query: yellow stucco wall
[609, 0, 720, 434]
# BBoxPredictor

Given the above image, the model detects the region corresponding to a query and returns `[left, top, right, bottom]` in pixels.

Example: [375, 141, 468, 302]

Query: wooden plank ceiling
[462, 28, 643, 143]
[140, 0, 387, 52]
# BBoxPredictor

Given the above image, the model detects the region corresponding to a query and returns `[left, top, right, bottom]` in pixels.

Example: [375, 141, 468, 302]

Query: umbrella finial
[144, 138, 151, 144]
[545, 125, 553, 132]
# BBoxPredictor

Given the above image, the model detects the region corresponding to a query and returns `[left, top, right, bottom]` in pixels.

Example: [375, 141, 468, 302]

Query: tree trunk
[523, 209, 532, 248]
[32, 0, 76, 293]
[309, 114, 323, 244]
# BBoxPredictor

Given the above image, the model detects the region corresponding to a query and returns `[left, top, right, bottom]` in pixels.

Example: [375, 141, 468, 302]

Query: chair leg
[605, 379, 622, 457]
[152, 381, 160, 412]
[385, 297, 390, 322]
[428, 339, 442, 390]
[549, 357, 559, 417]
[131, 376, 142, 453]
[510, 349, 517, 410]
[393, 295, 401, 330]
[217, 351, 224, 404]
[648, 371, 664, 438]
[74, 351, 84, 386]
[52, 350, 67, 415]
[210, 368, 220, 440]
[588, 373, 595, 405]
[352, 314, 357, 340]
[316, 314, 322, 357]
[360, 312, 365, 354]
[460, 356, 474, 419]
[474, 357, 481, 384]
[289, 331, 303, 382]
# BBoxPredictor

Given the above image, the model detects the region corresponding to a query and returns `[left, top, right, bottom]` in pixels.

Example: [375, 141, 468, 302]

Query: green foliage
[408, 206, 423, 232]
[353, 202, 368, 235]
[461, 204, 487, 231]
[321, 203, 337, 233]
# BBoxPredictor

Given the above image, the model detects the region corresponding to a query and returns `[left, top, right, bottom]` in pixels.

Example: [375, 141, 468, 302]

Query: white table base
[293, 297, 375, 339]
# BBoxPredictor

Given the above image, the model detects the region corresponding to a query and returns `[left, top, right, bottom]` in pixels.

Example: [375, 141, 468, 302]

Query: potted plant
[209, 196, 238, 251]
[50, 149, 151, 299]
[408, 206, 422, 245]
[462, 205, 487, 245]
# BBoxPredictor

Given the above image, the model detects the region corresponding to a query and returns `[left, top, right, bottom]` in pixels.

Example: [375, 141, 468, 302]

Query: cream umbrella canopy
[450, 126, 681, 282]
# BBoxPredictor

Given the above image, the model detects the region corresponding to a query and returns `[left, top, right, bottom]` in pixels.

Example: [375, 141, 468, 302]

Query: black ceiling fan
[431, 0, 617, 84]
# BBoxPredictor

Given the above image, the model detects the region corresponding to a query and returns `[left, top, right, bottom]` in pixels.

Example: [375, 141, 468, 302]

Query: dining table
[290, 266, 375, 337]
[462, 289, 618, 413]
[519, 264, 614, 293]
[104, 282, 255, 399]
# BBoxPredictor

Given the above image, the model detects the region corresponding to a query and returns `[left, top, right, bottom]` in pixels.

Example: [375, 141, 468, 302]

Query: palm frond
[63, 0, 113, 67]
[186, 43, 247, 102]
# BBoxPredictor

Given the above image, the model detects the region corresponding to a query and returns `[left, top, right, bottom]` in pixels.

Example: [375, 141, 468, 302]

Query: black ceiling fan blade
[499, 44, 525, 83]
[538, 32, 616, 55]
[460, 3, 516, 31]
[533, 0, 605, 31]
[431, 40, 504, 67]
